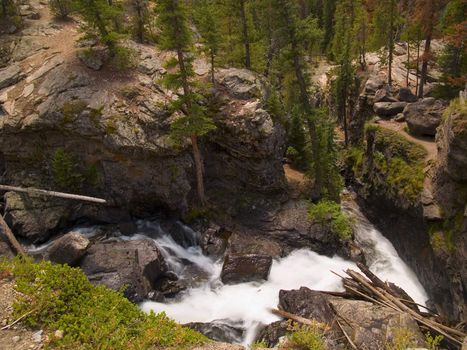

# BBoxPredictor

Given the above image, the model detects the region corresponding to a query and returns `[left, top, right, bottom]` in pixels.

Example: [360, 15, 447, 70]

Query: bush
[49, 0, 73, 19]
[0, 257, 208, 350]
[285, 323, 326, 350]
[385, 327, 418, 350]
[52, 148, 85, 190]
[308, 200, 353, 240]
[109, 45, 137, 71]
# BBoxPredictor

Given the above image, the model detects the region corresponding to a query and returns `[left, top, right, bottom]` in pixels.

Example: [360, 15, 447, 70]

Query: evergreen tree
[270, 0, 325, 197]
[193, 0, 221, 83]
[436, 0, 466, 97]
[371, 0, 400, 85]
[74, 0, 123, 52]
[156, 0, 216, 204]
[414, 0, 447, 97]
[129, 0, 149, 43]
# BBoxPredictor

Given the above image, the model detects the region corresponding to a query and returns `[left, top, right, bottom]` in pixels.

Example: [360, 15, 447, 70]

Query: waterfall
[140, 198, 428, 346]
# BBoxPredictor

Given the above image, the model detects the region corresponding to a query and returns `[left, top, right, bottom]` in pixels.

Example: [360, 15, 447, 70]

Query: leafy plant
[425, 332, 443, 350]
[52, 148, 85, 190]
[385, 327, 418, 350]
[285, 322, 326, 350]
[308, 200, 353, 240]
[1, 257, 208, 350]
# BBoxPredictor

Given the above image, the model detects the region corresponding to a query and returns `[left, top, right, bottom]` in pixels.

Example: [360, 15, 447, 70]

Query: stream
[26, 195, 429, 346]
[139, 196, 429, 346]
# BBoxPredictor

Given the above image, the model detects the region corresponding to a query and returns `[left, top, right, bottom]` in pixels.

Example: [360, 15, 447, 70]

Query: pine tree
[193, 0, 221, 83]
[371, 0, 400, 85]
[436, 0, 466, 98]
[414, 0, 447, 97]
[270, 0, 324, 197]
[74, 0, 122, 52]
[156, 0, 216, 204]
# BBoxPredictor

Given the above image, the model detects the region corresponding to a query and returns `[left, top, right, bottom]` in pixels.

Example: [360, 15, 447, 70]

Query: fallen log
[0, 185, 107, 204]
[271, 308, 329, 331]
[0, 215, 27, 256]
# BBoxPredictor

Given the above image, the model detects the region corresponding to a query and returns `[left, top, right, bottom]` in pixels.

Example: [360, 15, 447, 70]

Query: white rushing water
[140, 197, 429, 345]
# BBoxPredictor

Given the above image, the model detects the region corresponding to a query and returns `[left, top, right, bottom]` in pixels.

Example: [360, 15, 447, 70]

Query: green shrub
[251, 340, 269, 349]
[385, 327, 418, 350]
[308, 200, 353, 240]
[109, 46, 137, 71]
[286, 323, 326, 350]
[49, 0, 73, 19]
[62, 100, 88, 123]
[52, 148, 85, 190]
[1, 257, 208, 350]
[425, 332, 443, 350]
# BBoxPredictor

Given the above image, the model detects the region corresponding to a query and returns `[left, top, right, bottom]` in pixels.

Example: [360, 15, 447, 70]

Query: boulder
[47, 232, 90, 265]
[278, 287, 425, 350]
[374, 86, 397, 103]
[0, 64, 22, 89]
[78, 49, 105, 70]
[80, 240, 168, 302]
[373, 102, 408, 117]
[4, 192, 70, 243]
[200, 224, 229, 258]
[364, 76, 385, 96]
[220, 254, 272, 284]
[216, 68, 265, 100]
[186, 322, 244, 343]
[255, 321, 288, 347]
[330, 298, 425, 349]
[397, 87, 418, 103]
[278, 287, 335, 323]
[404, 98, 447, 136]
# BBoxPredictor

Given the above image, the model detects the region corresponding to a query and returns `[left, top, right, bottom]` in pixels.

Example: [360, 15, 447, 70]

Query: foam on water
[141, 197, 429, 345]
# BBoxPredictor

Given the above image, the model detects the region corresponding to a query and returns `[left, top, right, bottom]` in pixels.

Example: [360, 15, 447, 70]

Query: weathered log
[271, 308, 328, 331]
[0, 185, 107, 204]
[0, 215, 27, 256]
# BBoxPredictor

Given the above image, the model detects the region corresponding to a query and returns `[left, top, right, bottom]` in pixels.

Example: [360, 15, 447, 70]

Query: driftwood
[0, 215, 26, 256]
[271, 308, 329, 331]
[338, 266, 466, 347]
[0, 185, 107, 204]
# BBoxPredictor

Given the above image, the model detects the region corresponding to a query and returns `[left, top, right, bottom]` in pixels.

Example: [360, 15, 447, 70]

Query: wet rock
[80, 240, 167, 302]
[404, 98, 447, 136]
[221, 254, 272, 284]
[397, 87, 418, 103]
[47, 232, 90, 265]
[0, 64, 22, 89]
[227, 233, 283, 258]
[395, 113, 405, 122]
[200, 224, 229, 258]
[278, 287, 335, 323]
[186, 321, 244, 343]
[154, 276, 186, 297]
[255, 320, 288, 347]
[373, 102, 408, 117]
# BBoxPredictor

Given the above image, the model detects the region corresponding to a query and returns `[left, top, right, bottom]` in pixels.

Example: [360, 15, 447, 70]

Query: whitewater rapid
[140, 198, 429, 345]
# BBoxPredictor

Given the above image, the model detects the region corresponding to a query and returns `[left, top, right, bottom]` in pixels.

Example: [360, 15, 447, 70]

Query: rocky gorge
[0, 1, 466, 350]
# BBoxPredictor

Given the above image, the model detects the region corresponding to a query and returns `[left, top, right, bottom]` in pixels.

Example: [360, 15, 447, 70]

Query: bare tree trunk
[239, 0, 251, 69]
[415, 41, 420, 93]
[134, 0, 145, 43]
[406, 42, 410, 87]
[418, 35, 431, 98]
[177, 49, 206, 204]
[190, 135, 206, 204]
[1, 0, 7, 17]
[0, 215, 27, 256]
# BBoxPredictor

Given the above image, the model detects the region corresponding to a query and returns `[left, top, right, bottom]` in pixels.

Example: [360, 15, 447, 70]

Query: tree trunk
[239, 0, 251, 69]
[176, 48, 206, 204]
[388, 3, 394, 86]
[1, 0, 8, 17]
[406, 42, 410, 87]
[418, 35, 431, 98]
[190, 135, 206, 204]
[415, 41, 420, 93]
[135, 0, 145, 43]
[210, 50, 215, 84]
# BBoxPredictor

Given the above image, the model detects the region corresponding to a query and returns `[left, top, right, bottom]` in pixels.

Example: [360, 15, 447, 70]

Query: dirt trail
[375, 119, 438, 162]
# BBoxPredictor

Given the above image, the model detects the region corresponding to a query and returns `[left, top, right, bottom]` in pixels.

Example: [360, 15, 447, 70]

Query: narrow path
[375, 119, 438, 162]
